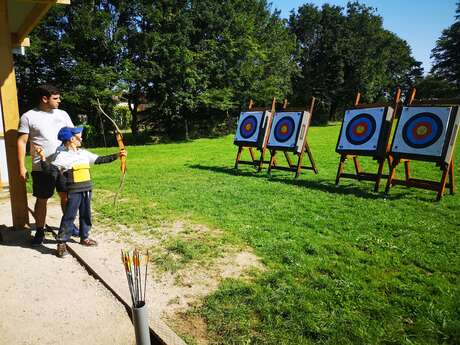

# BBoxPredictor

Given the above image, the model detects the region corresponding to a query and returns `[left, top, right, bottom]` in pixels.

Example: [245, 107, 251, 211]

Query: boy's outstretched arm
[94, 150, 127, 165]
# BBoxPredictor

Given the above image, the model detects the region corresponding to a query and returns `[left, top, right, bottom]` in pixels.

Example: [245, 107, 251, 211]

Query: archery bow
[96, 98, 127, 205]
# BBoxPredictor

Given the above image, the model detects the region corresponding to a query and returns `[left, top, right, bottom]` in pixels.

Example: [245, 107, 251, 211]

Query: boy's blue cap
[57, 127, 83, 142]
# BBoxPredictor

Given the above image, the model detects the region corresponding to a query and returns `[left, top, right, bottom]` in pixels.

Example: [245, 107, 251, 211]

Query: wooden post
[0, 0, 29, 228]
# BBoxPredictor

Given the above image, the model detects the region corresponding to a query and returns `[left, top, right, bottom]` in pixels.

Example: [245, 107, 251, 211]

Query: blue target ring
[239, 115, 258, 139]
[345, 114, 376, 145]
[402, 112, 443, 148]
[274, 116, 295, 143]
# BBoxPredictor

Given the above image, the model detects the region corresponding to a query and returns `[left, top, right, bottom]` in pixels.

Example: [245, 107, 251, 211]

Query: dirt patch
[92, 220, 264, 319]
[168, 312, 210, 345]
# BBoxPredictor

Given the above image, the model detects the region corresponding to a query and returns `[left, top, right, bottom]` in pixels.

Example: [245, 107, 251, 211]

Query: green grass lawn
[90, 124, 459, 345]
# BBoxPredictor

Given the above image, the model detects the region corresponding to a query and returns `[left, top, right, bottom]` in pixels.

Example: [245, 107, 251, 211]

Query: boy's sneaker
[56, 243, 68, 258]
[31, 229, 45, 247]
[80, 238, 98, 247]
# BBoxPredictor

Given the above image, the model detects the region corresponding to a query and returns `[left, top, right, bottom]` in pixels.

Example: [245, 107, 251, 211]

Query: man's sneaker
[56, 243, 68, 258]
[31, 229, 45, 247]
[80, 238, 98, 247]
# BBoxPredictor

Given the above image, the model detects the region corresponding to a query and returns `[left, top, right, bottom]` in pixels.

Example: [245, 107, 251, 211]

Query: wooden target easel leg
[283, 151, 293, 168]
[248, 148, 257, 165]
[294, 150, 306, 179]
[268, 150, 277, 176]
[234, 146, 244, 169]
[257, 148, 266, 172]
[437, 164, 451, 201]
[448, 160, 455, 195]
[353, 156, 362, 181]
[335, 154, 347, 185]
[374, 158, 386, 192]
[404, 160, 411, 182]
[305, 142, 318, 174]
[385, 159, 399, 194]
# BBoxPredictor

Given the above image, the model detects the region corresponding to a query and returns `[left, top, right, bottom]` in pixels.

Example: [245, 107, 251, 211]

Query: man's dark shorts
[31, 171, 66, 198]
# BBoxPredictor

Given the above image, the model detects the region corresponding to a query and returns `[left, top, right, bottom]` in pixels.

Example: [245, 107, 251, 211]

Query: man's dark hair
[35, 84, 60, 104]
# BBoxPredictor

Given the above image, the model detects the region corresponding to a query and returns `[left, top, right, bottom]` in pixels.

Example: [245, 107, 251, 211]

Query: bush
[113, 104, 132, 130]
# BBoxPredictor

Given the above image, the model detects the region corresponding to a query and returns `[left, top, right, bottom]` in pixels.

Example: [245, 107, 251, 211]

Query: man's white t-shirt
[18, 108, 74, 171]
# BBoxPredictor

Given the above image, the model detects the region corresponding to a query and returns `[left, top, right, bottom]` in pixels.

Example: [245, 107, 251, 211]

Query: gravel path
[0, 192, 135, 345]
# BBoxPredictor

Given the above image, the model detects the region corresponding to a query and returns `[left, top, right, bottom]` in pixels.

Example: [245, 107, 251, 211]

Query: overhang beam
[11, 34, 30, 47]
[14, 0, 70, 45]
[15, 0, 70, 4]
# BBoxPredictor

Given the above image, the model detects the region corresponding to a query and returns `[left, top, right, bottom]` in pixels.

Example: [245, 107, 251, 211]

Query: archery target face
[337, 107, 385, 151]
[234, 111, 264, 144]
[267, 112, 302, 149]
[240, 115, 258, 138]
[392, 107, 451, 157]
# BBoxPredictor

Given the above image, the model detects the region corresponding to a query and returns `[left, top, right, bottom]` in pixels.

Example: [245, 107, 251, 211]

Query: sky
[270, 0, 458, 74]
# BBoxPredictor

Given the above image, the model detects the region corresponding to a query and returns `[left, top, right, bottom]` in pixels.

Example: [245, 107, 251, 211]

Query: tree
[415, 75, 459, 99]
[288, 1, 422, 121]
[131, 0, 297, 138]
[431, 2, 460, 87]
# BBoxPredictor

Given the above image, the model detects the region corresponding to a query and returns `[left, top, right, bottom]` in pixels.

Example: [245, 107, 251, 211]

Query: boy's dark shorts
[31, 171, 66, 198]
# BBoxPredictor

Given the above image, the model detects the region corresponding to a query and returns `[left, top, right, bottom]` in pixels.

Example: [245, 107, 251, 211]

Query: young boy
[36, 127, 126, 257]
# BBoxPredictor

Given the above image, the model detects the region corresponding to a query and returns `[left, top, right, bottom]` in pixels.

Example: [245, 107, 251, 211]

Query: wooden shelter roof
[8, 0, 69, 47]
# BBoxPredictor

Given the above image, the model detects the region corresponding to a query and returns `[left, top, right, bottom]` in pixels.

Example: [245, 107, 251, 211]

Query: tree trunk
[184, 118, 189, 140]
[328, 102, 338, 122]
[226, 110, 233, 134]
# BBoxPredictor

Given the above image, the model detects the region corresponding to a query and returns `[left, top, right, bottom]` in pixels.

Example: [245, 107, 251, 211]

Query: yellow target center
[245, 123, 252, 131]
[280, 125, 288, 134]
[416, 126, 428, 136]
[355, 125, 365, 135]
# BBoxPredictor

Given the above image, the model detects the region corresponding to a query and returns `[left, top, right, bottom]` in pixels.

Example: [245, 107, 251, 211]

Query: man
[17, 84, 75, 246]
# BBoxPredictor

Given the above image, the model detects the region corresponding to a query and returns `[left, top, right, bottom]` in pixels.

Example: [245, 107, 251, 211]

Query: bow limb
[96, 98, 122, 133]
[96, 98, 127, 204]
[115, 131, 127, 175]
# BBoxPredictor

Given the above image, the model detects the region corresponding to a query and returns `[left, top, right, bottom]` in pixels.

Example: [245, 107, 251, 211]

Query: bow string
[96, 98, 127, 205]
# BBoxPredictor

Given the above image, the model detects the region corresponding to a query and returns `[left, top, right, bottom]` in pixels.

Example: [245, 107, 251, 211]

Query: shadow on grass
[187, 164, 412, 201]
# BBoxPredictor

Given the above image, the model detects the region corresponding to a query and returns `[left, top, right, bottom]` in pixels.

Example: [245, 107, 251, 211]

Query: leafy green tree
[288, 1, 422, 121]
[415, 75, 459, 99]
[431, 2, 460, 88]
[128, 0, 297, 138]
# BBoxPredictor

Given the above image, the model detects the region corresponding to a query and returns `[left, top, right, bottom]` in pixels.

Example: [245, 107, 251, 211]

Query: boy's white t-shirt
[51, 148, 99, 172]
[18, 108, 74, 171]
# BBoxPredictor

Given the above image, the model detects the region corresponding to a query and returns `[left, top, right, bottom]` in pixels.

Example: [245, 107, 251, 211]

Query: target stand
[234, 98, 276, 171]
[266, 97, 318, 178]
[385, 88, 460, 200]
[335, 89, 402, 192]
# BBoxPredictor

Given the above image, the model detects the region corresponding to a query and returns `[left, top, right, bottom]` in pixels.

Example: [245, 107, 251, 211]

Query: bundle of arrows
[121, 249, 149, 308]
